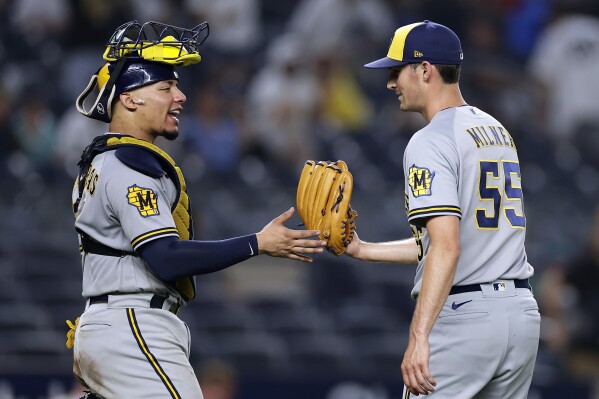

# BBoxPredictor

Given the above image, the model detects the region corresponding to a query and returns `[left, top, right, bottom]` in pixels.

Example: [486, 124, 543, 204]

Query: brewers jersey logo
[408, 164, 435, 197]
[127, 185, 159, 217]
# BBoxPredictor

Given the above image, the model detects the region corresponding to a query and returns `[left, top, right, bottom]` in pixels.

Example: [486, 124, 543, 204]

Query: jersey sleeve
[105, 159, 179, 251]
[404, 130, 461, 227]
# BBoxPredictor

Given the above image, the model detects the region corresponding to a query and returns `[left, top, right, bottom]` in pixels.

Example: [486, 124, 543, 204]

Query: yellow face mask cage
[102, 20, 209, 66]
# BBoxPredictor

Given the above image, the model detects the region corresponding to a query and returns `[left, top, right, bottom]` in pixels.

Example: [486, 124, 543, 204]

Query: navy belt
[89, 294, 181, 315]
[449, 279, 530, 295]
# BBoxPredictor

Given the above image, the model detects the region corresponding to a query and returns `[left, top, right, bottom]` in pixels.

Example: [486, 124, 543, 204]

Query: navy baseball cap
[364, 20, 463, 69]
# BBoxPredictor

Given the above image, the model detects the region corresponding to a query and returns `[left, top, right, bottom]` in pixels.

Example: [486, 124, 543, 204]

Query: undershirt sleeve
[138, 234, 259, 281]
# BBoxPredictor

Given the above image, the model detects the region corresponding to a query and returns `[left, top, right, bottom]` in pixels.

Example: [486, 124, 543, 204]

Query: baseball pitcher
[346, 20, 540, 398]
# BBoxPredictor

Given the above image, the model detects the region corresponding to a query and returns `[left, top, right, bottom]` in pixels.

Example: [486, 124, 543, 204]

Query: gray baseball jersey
[403, 106, 534, 298]
[73, 150, 184, 301]
[71, 136, 203, 398]
[401, 106, 540, 398]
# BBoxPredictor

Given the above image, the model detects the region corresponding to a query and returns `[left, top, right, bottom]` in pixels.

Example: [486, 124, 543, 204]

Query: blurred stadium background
[0, 0, 598, 398]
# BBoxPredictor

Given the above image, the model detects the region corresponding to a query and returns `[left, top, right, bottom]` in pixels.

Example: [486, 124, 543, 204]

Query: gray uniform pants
[73, 294, 204, 399]
[403, 280, 541, 399]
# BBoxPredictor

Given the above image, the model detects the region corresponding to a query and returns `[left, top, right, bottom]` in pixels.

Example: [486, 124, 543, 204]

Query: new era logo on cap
[364, 20, 463, 69]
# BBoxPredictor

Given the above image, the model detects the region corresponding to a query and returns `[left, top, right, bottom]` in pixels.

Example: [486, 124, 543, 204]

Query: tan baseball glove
[297, 160, 358, 255]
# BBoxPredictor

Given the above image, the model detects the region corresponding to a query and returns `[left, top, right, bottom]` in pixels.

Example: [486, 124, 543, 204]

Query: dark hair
[434, 64, 461, 84]
[408, 63, 461, 84]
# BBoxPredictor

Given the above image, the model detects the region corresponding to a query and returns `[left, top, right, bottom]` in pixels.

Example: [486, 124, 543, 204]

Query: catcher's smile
[168, 108, 182, 124]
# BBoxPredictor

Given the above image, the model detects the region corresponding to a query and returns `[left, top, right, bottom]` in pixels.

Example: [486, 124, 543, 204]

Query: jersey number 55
[476, 160, 526, 230]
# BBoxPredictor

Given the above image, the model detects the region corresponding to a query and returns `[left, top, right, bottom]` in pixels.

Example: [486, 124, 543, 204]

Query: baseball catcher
[296, 160, 358, 255]
[66, 19, 324, 398]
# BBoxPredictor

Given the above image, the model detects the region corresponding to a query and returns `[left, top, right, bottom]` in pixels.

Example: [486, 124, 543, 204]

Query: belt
[89, 294, 181, 315]
[449, 279, 530, 295]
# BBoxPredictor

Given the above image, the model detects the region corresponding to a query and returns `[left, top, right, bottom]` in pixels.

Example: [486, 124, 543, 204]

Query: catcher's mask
[76, 20, 209, 123]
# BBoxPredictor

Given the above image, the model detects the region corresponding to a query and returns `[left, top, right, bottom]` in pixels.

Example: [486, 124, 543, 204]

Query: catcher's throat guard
[76, 20, 209, 123]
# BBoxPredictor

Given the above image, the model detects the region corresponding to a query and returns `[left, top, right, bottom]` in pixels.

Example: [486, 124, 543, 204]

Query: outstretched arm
[344, 231, 419, 264]
[139, 207, 324, 281]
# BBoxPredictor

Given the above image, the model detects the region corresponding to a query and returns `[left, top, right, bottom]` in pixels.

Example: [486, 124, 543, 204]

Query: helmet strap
[103, 57, 128, 96]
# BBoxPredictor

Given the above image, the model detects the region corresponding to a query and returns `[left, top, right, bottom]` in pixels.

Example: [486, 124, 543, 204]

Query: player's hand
[344, 231, 362, 259]
[256, 207, 325, 262]
[401, 333, 436, 396]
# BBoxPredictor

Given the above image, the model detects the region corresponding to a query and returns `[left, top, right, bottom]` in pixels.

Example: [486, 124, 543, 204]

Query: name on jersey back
[466, 125, 516, 150]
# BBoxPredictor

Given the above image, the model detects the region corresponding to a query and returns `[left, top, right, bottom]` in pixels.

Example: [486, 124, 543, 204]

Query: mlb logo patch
[408, 165, 435, 197]
[493, 282, 507, 292]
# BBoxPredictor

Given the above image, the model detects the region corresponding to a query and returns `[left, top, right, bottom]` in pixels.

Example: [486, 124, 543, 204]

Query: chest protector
[74, 134, 195, 301]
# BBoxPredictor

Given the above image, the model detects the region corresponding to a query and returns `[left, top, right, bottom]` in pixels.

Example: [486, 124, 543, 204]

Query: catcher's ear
[120, 92, 145, 109]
